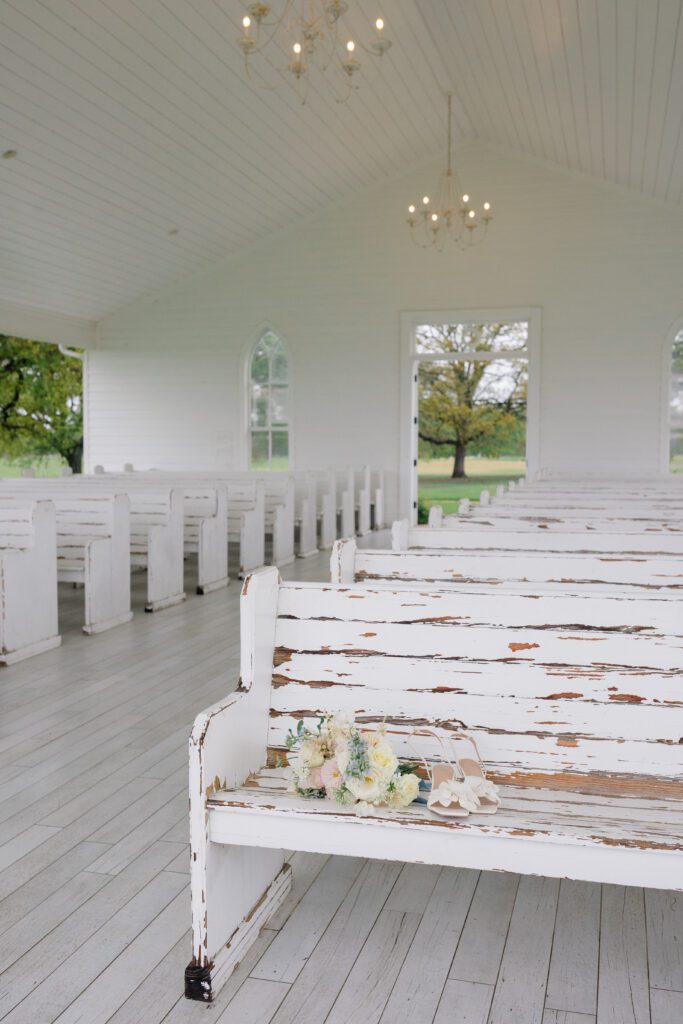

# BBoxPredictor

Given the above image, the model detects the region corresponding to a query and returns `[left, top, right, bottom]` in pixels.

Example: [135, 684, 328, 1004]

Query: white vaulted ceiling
[1, 0, 682, 322]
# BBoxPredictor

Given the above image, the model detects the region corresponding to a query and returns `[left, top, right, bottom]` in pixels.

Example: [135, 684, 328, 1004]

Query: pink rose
[309, 767, 324, 789]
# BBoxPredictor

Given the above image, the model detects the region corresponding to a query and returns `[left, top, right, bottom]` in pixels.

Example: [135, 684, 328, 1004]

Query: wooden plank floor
[1, 541, 681, 1024]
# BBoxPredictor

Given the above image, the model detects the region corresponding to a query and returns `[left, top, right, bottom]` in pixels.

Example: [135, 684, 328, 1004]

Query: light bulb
[422, 196, 429, 205]
[242, 15, 251, 27]
[347, 40, 355, 52]
[408, 205, 415, 213]
[293, 42, 302, 53]
[376, 18, 384, 30]
[462, 194, 469, 204]
[483, 202, 491, 211]
[468, 210, 475, 219]
[431, 213, 438, 221]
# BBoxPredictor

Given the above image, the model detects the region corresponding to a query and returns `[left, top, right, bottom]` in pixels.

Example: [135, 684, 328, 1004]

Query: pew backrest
[267, 578, 682, 789]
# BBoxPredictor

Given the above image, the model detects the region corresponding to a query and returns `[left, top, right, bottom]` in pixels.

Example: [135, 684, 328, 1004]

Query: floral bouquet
[284, 712, 420, 815]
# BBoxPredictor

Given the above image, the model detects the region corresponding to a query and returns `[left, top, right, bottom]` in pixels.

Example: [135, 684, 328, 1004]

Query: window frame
[246, 328, 291, 471]
[400, 308, 542, 522]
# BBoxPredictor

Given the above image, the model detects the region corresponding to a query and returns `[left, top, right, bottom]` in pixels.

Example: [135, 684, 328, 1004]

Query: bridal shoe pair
[410, 729, 501, 818]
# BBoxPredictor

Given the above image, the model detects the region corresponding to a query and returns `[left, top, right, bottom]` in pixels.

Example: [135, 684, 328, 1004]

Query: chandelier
[238, 2, 391, 103]
[407, 94, 492, 250]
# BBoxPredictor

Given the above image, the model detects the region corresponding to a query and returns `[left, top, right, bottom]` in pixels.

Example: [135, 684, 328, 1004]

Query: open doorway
[401, 311, 540, 523]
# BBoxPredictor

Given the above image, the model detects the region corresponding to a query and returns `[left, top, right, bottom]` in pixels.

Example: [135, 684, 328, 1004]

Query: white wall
[87, 142, 683, 517]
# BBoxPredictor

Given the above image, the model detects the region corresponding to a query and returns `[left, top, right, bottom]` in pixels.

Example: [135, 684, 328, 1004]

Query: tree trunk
[452, 442, 467, 478]
[68, 441, 83, 474]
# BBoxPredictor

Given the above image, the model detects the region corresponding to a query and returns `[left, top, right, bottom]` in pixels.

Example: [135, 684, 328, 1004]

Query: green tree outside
[0, 336, 84, 473]
[417, 323, 527, 478]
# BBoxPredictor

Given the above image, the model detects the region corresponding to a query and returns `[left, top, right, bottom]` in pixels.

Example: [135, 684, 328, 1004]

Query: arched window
[249, 331, 289, 470]
[671, 328, 683, 473]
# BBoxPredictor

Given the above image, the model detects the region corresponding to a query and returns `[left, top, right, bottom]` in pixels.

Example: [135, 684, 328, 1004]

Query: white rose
[367, 741, 399, 780]
[298, 739, 324, 769]
[336, 748, 350, 774]
[389, 773, 420, 808]
[346, 770, 384, 804]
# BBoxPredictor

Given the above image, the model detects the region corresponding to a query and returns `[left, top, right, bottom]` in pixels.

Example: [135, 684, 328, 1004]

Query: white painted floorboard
[0, 541, 680, 1024]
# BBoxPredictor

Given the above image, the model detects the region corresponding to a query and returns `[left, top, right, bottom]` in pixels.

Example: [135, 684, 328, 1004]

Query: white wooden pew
[127, 489, 186, 611]
[186, 568, 683, 1001]
[91, 471, 232, 590]
[226, 480, 266, 575]
[181, 486, 230, 594]
[293, 474, 318, 558]
[336, 467, 355, 539]
[10, 492, 132, 634]
[355, 465, 372, 536]
[0, 501, 61, 663]
[372, 467, 385, 529]
[311, 469, 338, 549]
[393, 519, 683, 556]
[333, 536, 683, 595]
[2, 481, 185, 614]
[426, 504, 683, 535]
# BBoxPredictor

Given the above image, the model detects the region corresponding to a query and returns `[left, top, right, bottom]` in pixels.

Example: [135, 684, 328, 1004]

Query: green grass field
[0, 455, 66, 477]
[419, 457, 526, 515]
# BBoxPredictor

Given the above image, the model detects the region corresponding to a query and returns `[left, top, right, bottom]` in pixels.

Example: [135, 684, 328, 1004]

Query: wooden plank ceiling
[0, 0, 682, 320]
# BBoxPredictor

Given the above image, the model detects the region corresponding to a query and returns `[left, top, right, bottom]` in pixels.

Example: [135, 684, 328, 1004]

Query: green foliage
[0, 336, 83, 472]
[417, 323, 527, 476]
[417, 497, 430, 524]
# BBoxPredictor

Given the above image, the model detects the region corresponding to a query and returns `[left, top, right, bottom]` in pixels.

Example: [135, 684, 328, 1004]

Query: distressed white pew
[187, 568, 683, 1002]
[332, 536, 683, 595]
[426, 505, 683, 535]
[393, 519, 683, 556]
[0, 501, 61, 663]
[263, 475, 295, 567]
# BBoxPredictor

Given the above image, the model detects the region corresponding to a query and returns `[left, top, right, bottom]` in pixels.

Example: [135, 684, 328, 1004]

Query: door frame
[399, 307, 542, 523]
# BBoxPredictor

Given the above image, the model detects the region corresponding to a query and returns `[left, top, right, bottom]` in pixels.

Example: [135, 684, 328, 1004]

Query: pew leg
[186, 841, 290, 1002]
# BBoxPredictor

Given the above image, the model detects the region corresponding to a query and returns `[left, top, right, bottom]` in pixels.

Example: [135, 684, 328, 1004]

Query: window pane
[270, 385, 289, 426]
[251, 344, 269, 384]
[671, 330, 683, 472]
[251, 431, 269, 469]
[271, 346, 288, 383]
[415, 322, 528, 355]
[271, 430, 289, 469]
[251, 384, 269, 428]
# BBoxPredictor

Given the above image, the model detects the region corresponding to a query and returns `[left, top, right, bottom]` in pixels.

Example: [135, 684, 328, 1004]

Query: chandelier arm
[243, 1, 296, 56]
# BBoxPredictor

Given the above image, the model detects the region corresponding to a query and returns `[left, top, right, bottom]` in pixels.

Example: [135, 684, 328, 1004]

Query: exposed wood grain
[434, 979, 493, 1024]
[488, 875, 560, 1024]
[545, 879, 600, 1015]
[449, 871, 519, 985]
[326, 908, 421, 1024]
[649, 987, 683, 1024]
[598, 885, 650, 1024]
[270, 859, 403, 1024]
[251, 855, 364, 984]
[379, 868, 479, 1024]
[645, 889, 683, 992]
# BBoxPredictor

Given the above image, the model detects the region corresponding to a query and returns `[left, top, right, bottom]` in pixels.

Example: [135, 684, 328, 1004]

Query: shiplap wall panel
[87, 144, 683, 512]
